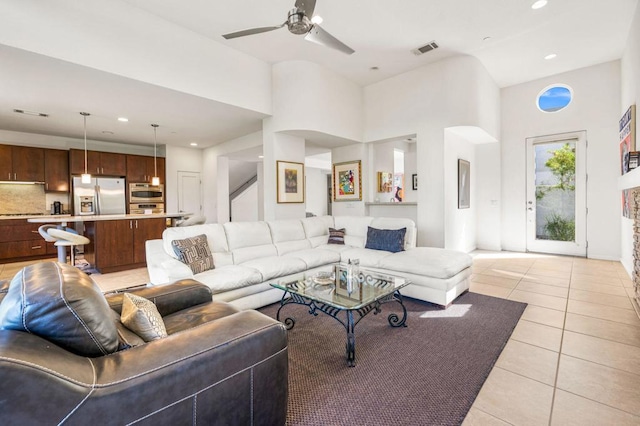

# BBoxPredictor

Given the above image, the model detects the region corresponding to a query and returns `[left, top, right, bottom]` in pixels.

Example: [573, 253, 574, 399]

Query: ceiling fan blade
[294, 0, 316, 17]
[222, 23, 285, 40]
[304, 24, 354, 55]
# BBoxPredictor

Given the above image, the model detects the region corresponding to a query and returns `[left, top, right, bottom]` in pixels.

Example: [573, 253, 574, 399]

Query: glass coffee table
[270, 264, 410, 367]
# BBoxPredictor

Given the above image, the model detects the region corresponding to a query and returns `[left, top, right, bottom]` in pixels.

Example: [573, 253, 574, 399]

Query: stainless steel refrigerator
[72, 177, 126, 215]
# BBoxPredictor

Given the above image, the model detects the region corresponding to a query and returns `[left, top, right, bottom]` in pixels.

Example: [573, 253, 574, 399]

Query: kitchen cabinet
[84, 217, 165, 273]
[0, 145, 45, 182]
[0, 219, 48, 262]
[69, 149, 126, 177]
[126, 154, 165, 184]
[44, 149, 69, 192]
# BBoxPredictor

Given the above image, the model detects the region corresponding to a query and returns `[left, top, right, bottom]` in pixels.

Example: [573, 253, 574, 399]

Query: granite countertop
[27, 213, 189, 223]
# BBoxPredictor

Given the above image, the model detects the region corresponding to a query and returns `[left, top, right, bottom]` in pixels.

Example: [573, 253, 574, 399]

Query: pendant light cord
[80, 112, 90, 175]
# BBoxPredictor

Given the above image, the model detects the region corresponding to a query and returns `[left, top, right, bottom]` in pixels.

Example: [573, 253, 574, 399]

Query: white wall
[364, 55, 500, 246]
[620, 4, 640, 273]
[475, 142, 502, 250]
[501, 61, 621, 259]
[202, 131, 263, 223]
[231, 183, 258, 222]
[444, 130, 477, 252]
[0, 1, 272, 114]
[164, 145, 202, 214]
[271, 61, 363, 141]
[305, 167, 329, 217]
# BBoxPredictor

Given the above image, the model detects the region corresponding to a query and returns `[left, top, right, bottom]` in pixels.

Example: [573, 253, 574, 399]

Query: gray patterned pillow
[171, 234, 215, 274]
[328, 227, 345, 245]
[121, 293, 168, 342]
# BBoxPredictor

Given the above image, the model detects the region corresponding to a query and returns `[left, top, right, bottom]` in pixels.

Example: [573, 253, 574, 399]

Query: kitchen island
[28, 213, 187, 273]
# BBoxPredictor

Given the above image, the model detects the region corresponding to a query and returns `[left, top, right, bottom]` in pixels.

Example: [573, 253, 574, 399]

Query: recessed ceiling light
[482, 36, 492, 42]
[370, 66, 379, 71]
[190, 142, 198, 146]
[311, 15, 323, 24]
[117, 117, 129, 122]
[544, 53, 557, 60]
[531, 0, 548, 10]
[258, 155, 264, 159]
[13, 109, 48, 117]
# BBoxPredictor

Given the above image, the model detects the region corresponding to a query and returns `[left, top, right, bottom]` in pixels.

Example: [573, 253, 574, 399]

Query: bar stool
[176, 215, 206, 227]
[47, 228, 90, 266]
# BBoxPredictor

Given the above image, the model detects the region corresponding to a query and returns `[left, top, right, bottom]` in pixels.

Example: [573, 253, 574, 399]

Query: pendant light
[80, 112, 92, 184]
[151, 124, 160, 186]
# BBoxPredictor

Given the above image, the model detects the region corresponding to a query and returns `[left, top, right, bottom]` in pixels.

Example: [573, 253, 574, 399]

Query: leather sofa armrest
[106, 279, 212, 316]
[0, 310, 288, 425]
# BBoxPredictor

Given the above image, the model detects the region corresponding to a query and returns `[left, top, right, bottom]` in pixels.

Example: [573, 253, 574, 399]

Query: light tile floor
[464, 251, 640, 426]
[2, 251, 639, 425]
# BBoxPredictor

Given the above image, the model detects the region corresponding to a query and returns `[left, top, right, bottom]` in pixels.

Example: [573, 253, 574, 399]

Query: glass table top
[270, 264, 410, 310]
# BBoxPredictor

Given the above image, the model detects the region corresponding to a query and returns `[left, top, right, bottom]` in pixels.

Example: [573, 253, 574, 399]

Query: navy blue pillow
[365, 227, 406, 253]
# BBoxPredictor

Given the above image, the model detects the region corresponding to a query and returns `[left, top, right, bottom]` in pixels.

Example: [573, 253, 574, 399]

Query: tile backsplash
[0, 183, 47, 214]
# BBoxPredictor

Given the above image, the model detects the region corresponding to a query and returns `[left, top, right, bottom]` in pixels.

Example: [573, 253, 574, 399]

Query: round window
[537, 84, 573, 113]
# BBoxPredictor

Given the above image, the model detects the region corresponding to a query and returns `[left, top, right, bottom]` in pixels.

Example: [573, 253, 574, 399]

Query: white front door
[177, 171, 202, 216]
[525, 131, 587, 257]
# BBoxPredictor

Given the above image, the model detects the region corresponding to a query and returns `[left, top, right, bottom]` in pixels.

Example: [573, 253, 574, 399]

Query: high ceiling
[0, 0, 637, 149]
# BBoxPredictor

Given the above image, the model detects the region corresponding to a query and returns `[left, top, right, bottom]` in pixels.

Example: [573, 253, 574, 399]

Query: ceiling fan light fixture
[544, 53, 557, 60]
[531, 0, 548, 10]
[311, 15, 323, 24]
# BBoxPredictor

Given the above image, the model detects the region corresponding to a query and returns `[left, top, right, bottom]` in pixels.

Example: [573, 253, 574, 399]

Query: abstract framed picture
[276, 160, 304, 203]
[333, 160, 362, 202]
[458, 159, 470, 209]
[377, 171, 393, 192]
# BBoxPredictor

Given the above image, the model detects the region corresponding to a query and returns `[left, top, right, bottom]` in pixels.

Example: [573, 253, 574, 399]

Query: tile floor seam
[546, 258, 572, 426]
[554, 388, 640, 420]
[561, 327, 640, 348]
[559, 349, 640, 379]
[470, 406, 517, 425]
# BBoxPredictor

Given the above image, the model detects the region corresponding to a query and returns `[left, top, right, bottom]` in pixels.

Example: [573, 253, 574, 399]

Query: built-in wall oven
[130, 203, 165, 214]
[129, 183, 164, 203]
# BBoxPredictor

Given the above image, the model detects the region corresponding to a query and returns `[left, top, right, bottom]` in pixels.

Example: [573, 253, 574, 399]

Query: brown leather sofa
[0, 262, 288, 425]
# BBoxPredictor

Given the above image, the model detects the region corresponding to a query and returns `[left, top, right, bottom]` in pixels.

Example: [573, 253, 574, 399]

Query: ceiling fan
[222, 0, 354, 55]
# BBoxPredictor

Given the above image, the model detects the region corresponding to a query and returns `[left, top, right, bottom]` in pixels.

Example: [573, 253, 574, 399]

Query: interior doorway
[177, 171, 202, 217]
[525, 131, 587, 256]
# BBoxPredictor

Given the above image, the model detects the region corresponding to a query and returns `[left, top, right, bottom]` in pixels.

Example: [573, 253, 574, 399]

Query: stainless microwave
[129, 183, 164, 203]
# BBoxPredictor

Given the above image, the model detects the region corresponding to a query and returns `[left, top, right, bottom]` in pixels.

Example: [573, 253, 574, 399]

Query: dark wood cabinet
[0, 145, 45, 182]
[85, 217, 166, 273]
[126, 154, 165, 184]
[0, 219, 49, 262]
[44, 149, 69, 192]
[69, 149, 126, 177]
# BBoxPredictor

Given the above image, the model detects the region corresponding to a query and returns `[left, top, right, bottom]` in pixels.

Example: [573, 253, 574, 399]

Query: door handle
[527, 207, 533, 211]
[14, 173, 16, 180]
[135, 220, 138, 229]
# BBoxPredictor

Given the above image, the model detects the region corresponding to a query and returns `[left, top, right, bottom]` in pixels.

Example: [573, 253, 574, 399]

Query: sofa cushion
[284, 248, 341, 269]
[121, 293, 168, 342]
[301, 216, 334, 247]
[163, 223, 233, 267]
[0, 262, 120, 357]
[163, 301, 241, 334]
[172, 234, 215, 274]
[267, 219, 311, 255]
[334, 216, 374, 247]
[378, 247, 473, 279]
[240, 256, 308, 281]
[339, 247, 394, 268]
[193, 265, 263, 292]
[365, 226, 406, 253]
[328, 227, 345, 245]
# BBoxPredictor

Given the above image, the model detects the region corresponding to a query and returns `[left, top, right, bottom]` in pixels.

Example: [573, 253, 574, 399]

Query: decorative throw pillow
[171, 234, 215, 274]
[365, 226, 407, 253]
[328, 228, 346, 245]
[121, 293, 168, 342]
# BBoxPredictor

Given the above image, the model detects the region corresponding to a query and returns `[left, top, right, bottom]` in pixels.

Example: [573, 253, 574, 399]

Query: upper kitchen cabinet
[126, 154, 165, 184]
[0, 145, 45, 182]
[44, 149, 69, 192]
[69, 149, 126, 177]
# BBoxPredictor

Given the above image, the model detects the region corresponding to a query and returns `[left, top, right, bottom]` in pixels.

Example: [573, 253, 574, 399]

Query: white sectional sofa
[145, 216, 473, 310]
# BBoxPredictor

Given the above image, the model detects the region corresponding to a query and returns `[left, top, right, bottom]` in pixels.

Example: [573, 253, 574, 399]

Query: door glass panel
[534, 141, 576, 242]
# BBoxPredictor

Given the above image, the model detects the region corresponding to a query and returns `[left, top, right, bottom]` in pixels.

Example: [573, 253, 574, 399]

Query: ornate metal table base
[276, 290, 408, 367]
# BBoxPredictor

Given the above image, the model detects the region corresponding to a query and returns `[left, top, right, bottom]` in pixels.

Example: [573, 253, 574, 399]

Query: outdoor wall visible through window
[537, 84, 573, 113]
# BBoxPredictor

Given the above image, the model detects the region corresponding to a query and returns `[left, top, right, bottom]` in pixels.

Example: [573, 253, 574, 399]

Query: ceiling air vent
[411, 41, 439, 56]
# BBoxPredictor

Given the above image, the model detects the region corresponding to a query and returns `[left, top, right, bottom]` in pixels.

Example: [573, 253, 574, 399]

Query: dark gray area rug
[259, 291, 526, 426]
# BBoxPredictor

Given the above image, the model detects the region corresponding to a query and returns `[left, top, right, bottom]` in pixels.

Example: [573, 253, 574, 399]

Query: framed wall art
[458, 159, 470, 209]
[333, 160, 362, 202]
[276, 160, 304, 203]
[377, 171, 393, 192]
